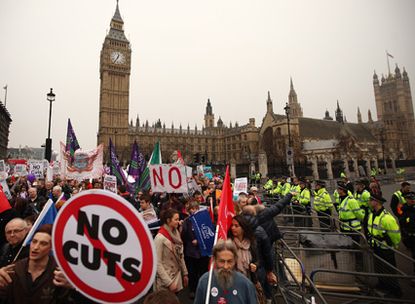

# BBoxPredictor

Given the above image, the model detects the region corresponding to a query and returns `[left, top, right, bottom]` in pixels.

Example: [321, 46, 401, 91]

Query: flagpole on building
[3, 85, 7, 108]
[386, 50, 391, 75]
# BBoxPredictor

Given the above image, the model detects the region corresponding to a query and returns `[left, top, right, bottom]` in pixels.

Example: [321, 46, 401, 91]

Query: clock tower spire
[97, 1, 132, 163]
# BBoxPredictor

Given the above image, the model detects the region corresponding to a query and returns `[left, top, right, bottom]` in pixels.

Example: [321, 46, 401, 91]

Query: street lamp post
[284, 102, 295, 176]
[44, 88, 55, 162]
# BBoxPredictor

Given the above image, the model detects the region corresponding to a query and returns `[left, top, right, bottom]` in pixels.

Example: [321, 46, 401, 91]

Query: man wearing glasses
[0, 218, 29, 267]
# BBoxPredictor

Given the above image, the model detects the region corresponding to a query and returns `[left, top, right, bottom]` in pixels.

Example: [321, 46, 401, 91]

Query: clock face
[110, 51, 125, 65]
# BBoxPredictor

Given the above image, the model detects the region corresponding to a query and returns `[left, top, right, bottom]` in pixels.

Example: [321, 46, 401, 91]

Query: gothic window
[393, 100, 398, 112]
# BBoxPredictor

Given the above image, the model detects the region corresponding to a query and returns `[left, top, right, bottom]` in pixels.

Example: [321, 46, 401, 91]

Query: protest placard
[14, 164, 28, 176]
[103, 175, 117, 193]
[233, 177, 248, 197]
[28, 159, 45, 178]
[53, 190, 156, 303]
[149, 164, 188, 193]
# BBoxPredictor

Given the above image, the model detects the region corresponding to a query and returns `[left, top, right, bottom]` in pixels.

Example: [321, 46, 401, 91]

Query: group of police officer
[263, 174, 415, 297]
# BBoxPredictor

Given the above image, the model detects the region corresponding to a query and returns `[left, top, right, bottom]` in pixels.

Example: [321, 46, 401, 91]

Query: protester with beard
[154, 208, 188, 293]
[194, 239, 257, 304]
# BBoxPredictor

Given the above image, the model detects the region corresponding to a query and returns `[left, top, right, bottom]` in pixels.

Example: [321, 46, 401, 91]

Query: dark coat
[254, 225, 273, 272]
[0, 209, 18, 249]
[0, 242, 29, 268]
[244, 194, 291, 243]
[181, 217, 202, 259]
[2, 257, 70, 304]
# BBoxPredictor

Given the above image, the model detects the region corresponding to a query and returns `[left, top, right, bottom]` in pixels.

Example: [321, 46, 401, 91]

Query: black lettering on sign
[77, 210, 99, 239]
[63, 240, 78, 264]
[81, 244, 100, 270]
[102, 219, 127, 245]
[103, 251, 121, 276]
[122, 258, 141, 282]
[60, 209, 143, 282]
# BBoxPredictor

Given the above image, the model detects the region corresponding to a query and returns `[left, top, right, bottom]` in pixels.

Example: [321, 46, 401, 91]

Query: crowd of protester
[0, 168, 413, 302]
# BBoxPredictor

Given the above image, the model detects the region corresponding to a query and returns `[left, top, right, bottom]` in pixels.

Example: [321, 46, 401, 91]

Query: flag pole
[12, 196, 59, 262]
[386, 50, 391, 75]
[3, 85, 7, 108]
[204, 224, 219, 304]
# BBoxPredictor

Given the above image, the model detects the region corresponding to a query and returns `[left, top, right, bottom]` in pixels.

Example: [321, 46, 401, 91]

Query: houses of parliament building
[97, 3, 415, 179]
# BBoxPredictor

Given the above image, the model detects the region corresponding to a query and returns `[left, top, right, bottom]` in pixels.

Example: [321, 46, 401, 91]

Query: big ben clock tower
[98, 1, 131, 162]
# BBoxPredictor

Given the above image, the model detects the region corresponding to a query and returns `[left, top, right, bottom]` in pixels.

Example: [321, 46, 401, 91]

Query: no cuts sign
[52, 190, 156, 303]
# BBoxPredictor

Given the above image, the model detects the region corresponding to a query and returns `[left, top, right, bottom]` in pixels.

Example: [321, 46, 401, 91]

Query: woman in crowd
[228, 214, 258, 277]
[154, 208, 188, 293]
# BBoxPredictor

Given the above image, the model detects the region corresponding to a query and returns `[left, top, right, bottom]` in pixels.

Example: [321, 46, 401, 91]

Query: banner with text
[103, 175, 117, 193]
[28, 159, 45, 178]
[149, 164, 188, 193]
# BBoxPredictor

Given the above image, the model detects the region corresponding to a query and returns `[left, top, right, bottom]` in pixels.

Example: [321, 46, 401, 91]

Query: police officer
[341, 172, 354, 194]
[255, 172, 261, 187]
[293, 178, 311, 227]
[263, 177, 274, 194]
[367, 193, 402, 297]
[280, 176, 291, 196]
[400, 192, 415, 273]
[354, 179, 371, 233]
[337, 181, 365, 243]
[333, 183, 352, 212]
[391, 181, 411, 217]
[270, 177, 281, 199]
[313, 180, 333, 229]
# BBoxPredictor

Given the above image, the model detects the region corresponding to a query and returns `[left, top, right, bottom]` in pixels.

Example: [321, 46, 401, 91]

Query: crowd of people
[262, 173, 415, 298]
[0, 169, 413, 302]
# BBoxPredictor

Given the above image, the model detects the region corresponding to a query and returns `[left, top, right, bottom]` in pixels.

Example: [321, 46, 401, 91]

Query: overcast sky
[1, 0, 414, 152]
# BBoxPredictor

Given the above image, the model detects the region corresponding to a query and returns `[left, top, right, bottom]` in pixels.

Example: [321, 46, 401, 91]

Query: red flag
[0, 185, 12, 214]
[176, 150, 185, 165]
[217, 166, 235, 240]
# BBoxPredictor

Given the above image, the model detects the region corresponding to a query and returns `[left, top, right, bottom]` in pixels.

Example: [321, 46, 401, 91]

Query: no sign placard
[52, 190, 156, 303]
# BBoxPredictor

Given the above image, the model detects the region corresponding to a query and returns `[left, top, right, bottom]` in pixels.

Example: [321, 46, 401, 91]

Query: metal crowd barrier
[273, 205, 415, 304]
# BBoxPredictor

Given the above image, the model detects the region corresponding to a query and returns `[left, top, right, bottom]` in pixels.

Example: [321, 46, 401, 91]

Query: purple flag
[109, 138, 127, 186]
[128, 141, 140, 180]
[65, 118, 80, 162]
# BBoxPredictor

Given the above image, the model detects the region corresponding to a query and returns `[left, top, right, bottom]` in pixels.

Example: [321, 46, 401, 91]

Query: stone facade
[97, 3, 414, 179]
[0, 101, 11, 159]
[97, 2, 131, 161]
[373, 66, 415, 159]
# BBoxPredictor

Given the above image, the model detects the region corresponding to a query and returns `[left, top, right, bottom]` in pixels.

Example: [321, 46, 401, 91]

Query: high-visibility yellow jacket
[354, 189, 371, 209]
[298, 188, 311, 206]
[338, 196, 365, 231]
[367, 208, 401, 249]
[281, 182, 291, 196]
[313, 188, 333, 212]
[263, 179, 273, 190]
[270, 182, 281, 196]
[290, 184, 301, 201]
